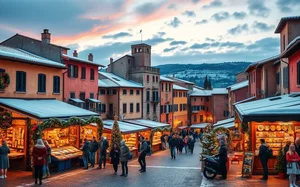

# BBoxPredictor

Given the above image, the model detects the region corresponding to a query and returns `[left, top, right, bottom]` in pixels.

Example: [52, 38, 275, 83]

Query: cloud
[166, 17, 182, 28]
[170, 41, 187, 45]
[205, 38, 216, 42]
[156, 32, 166, 37]
[219, 41, 245, 48]
[195, 19, 208, 25]
[276, 0, 300, 12]
[164, 47, 177, 52]
[183, 10, 196, 17]
[167, 4, 177, 10]
[248, 0, 270, 17]
[228, 24, 249, 35]
[211, 12, 230, 22]
[203, 0, 223, 8]
[232, 12, 247, 20]
[252, 21, 275, 32]
[135, 2, 161, 16]
[246, 37, 279, 51]
[102, 32, 132, 39]
[192, 0, 200, 3]
[190, 43, 210, 49]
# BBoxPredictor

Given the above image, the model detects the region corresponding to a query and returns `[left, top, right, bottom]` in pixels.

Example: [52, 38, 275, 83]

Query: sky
[0, 0, 300, 66]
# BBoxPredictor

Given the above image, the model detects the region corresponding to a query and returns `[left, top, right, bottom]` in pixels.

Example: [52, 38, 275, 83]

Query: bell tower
[131, 43, 151, 67]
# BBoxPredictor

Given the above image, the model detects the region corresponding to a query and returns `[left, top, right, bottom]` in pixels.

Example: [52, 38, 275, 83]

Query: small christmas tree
[202, 131, 217, 155]
[275, 144, 285, 173]
[110, 115, 122, 149]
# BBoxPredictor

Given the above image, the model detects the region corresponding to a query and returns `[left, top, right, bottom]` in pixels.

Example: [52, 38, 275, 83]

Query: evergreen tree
[275, 144, 285, 173]
[207, 78, 212, 90]
[110, 115, 123, 149]
[201, 131, 217, 155]
[203, 75, 208, 89]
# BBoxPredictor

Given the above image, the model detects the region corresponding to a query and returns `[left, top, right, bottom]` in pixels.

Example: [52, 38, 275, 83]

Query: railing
[151, 97, 161, 103]
[129, 66, 160, 74]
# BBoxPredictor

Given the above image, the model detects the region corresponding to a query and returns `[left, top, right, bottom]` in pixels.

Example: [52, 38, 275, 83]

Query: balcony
[151, 97, 161, 103]
[129, 66, 160, 75]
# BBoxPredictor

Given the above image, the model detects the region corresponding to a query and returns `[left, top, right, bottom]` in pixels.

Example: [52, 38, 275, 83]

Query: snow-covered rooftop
[227, 81, 248, 91]
[233, 96, 256, 105]
[99, 72, 143, 88]
[166, 77, 195, 85]
[190, 123, 210, 129]
[173, 84, 189, 91]
[0, 98, 97, 119]
[190, 87, 212, 96]
[160, 76, 174, 82]
[287, 36, 300, 49]
[0, 45, 66, 69]
[125, 119, 171, 129]
[62, 54, 105, 67]
[98, 79, 119, 88]
[103, 120, 148, 133]
[211, 88, 228, 95]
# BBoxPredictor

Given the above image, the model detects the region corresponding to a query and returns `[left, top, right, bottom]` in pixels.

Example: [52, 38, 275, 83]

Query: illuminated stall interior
[234, 94, 300, 174]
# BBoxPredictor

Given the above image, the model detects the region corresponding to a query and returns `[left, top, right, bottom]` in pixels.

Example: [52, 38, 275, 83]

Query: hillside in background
[155, 62, 252, 88]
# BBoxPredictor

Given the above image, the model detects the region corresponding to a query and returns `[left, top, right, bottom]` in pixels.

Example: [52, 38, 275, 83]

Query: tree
[203, 75, 208, 89]
[202, 131, 217, 155]
[110, 115, 123, 149]
[207, 78, 212, 90]
[275, 144, 285, 173]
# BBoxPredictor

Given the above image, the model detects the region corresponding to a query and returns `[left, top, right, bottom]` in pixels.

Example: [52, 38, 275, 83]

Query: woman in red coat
[32, 139, 47, 185]
[286, 144, 300, 187]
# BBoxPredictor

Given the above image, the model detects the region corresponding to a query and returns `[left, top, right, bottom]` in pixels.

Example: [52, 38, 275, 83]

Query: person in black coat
[169, 135, 178, 159]
[110, 143, 120, 175]
[258, 139, 269, 180]
[98, 136, 109, 169]
[89, 137, 99, 168]
[214, 140, 227, 180]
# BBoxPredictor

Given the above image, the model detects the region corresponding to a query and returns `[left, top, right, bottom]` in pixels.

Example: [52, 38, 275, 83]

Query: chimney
[88, 53, 93, 61]
[110, 57, 113, 64]
[73, 50, 78, 57]
[41, 29, 51, 44]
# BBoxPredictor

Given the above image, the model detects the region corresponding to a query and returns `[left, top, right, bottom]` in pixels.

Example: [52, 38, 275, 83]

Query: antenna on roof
[140, 29, 143, 43]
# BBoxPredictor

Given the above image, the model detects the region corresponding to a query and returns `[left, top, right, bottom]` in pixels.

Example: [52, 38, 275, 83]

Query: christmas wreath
[212, 127, 232, 144]
[0, 72, 10, 89]
[0, 110, 12, 129]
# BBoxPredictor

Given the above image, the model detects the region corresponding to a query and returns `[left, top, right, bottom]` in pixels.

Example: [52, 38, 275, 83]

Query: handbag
[127, 152, 133, 160]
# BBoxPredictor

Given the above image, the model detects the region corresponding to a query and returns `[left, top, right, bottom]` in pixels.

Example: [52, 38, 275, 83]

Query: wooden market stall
[102, 120, 149, 157]
[190, 123, 210, 134]
[0, 98, 102, 172]
[125, 119, 171, 152]
[234, 93, 300, 175]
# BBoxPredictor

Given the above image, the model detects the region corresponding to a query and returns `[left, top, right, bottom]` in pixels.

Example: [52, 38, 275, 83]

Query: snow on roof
[103, 120, 148, 133]
[160, 76, 174, 82]
[173, 84, 189, 91]
[211, 88, 228, 95]
[166, 77, 195, 85]
[286, 36, 300, 49]
[275, 16, 300, 33]
[233, 96, 256, 105]
[88, 98, 100, 103]
[69, 98, 84, 103]
[190, 87, 212, 96]
[178, 126, 187, 129]
[214, 122, 234, 129]
[125, 119, 171, 129]
[0, 98, 97, 119]
[190, 123, 210, 129]
[0, 45, 66, 69]
[228, 81, 248, 91]
[62, 54, 105, 67]
[98, 79, 119, 88]
[99, 72, 143, 88]
[256, 55, 280, 68]
[213, 118, 234, 127]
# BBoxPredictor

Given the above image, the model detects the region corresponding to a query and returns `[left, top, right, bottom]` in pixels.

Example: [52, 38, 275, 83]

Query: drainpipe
[280, 58, 289, 94]
[97, 67, 103, 114]
[62, 70, 68, 102]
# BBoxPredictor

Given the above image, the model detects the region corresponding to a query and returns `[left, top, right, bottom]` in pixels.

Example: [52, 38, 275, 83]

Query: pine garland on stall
[110, 118, 122, 149]
[201, 132, 217, 155]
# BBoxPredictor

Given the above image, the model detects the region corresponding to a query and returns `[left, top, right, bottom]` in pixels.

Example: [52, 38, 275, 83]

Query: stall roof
[190, 123, 210, 129]
[214, 122, 235, 129]
[173, 84, 189, 91]
[227, 81, 248, 91]
[213, 118, 235, 127]
[125, 119, 171, 129]
[235, 93, 300, 122]
[178, 126, 187, 129]
[103, 120, 148, 133]
[0, 98, 98, 120]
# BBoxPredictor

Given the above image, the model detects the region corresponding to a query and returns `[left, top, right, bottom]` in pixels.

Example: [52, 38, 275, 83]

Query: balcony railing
[129, 66, 160, 74]
[151, 97, 161, 103]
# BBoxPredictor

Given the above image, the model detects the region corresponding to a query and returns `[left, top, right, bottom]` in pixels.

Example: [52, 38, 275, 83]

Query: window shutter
[44, 74, 46, 92]
[297, 62, 300, 85]
[68, 65, 71, 77]
[74, 66, 78, 78]
[16, 72, 20, 91]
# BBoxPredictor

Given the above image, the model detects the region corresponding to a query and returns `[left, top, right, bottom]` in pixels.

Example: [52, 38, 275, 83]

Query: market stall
[190, 123, 210, 134]
[234, 93, 300, 174]
[103, 120, 149, 157]
[125, 119, 171, 152]
[0, 98, 103, 172]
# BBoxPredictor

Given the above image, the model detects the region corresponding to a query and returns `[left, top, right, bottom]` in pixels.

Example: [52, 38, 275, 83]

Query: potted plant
[275, 144, 286, 179]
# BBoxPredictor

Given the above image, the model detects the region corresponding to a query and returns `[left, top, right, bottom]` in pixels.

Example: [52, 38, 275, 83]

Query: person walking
[81, 139, 90, 170]
[0, 140, 10, 179]
[138, 136, 148, 172]
[120, 140, 130, 177]
[89, 137, 99, 168]
[214, 140, 228, 180]
[32, 139, 47, 185]
[160, 134, 166, 150]
[286, 144, 300, 187]
[110, 143, 120, 175]
[259, 139, 269, 180]
[43, 140, 51, 178]
[183, 136, 188, 154]
[188, 135, 195, 154]
[169, 134, 178, 159]
[178, 136, 183, 154]
[98, 136, 109, 169]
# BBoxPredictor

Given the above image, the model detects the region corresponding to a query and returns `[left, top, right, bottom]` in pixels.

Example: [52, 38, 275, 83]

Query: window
[283, 67, 288, 88]
[173, 104, 178, 112]
[112, 89, 117, 95]
[276, 72, 280, 85]
[101, 104, 106, 113]
[123, 89, 127, 95]
[194, 98, 196, 102]
[297, 61, 300, 85]
[173, 91, 176, 97]
[194, 115, 196, 122]
[16, 71, 26, 92]
[200, 115, 203, 122]
[130, 103, 134, 113]
[224, 111, 229, 117]
[206, 106, 209, 111]
[136, 103, 140, 112]
[146, 91, 150, 101]
[38, 74, 46, 92]
[166, 114, 169, 123]
[283, 34, 286, 51]
[152, 76, 155, 82]
[90, 68, 95, 80]
[79, 92, 85, 101]
[100, 89, 106, 95]
[90, 92, 94, 99]
[206, 97, 209, 102]
[153, 104, 156, 112]
[201, 97, 203, 102]
[169, 84, 171, 92]
[156, 76, 158, 83]
[136, 90, 140, 95]
[147, 104, 150, 113]
[70, 92, 75, 98]
[130, 89, 134, 95]
[180, 104, 183, 111]
[179, 92, 182, 97]
[161, 83, 164, 92]
[81, 67, 86, 79]
[68, 64, 78, 78]
[147, 75, 149, 82]
[53, 76, 60, 93]
[123, 103, 127, 113]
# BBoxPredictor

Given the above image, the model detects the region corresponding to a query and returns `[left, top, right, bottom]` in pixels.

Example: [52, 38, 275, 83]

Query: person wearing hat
[214, 140, 228, 180]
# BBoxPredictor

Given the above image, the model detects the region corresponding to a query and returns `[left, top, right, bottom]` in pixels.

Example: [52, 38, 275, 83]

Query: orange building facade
[172, 85, 188, 129]
[160, 76, 173, 126]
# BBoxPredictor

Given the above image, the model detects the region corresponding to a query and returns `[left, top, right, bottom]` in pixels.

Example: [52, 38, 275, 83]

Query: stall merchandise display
[69, 126, 78, 147]
[80, 125, 97, 147]
[51, 146, 82, 161]
[1, 126, 25, 158]
[152, 131, 162, 145]
[43, 128, 70, 148]
[122, 133, 137, 150]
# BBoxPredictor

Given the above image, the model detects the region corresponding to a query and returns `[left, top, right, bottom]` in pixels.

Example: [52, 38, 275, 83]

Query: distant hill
[155, 62, 252, 88]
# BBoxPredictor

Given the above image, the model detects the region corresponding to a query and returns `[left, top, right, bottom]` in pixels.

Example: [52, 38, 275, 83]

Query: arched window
[147, 75, 149, 82]
[152, 76, 155, 82]
[138, 48, 142, 52]
[156, 76, 158, 82]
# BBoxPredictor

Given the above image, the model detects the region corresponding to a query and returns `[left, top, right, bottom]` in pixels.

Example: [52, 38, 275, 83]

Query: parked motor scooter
[201, 154, 222, 179]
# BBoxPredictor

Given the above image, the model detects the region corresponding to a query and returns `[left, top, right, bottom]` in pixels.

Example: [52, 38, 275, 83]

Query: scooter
[201, 154, 222, 179]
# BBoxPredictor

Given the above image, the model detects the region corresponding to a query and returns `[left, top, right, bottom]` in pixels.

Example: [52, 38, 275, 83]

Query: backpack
[267, 148, 273, 158]
[146, 144, 151, 154]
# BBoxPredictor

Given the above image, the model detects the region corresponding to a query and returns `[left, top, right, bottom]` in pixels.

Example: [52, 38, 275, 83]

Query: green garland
[241, 122, 249, 133]
[212, 126, 232, 144]
[0, 72, 10, 89]
[0, 110, 12, 129]
[32, 116, 103, 143]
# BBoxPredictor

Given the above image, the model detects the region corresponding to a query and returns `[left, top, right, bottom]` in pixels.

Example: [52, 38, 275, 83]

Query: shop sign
[12, 119, 25, 125]
[242, 151, 254, 178]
